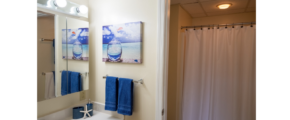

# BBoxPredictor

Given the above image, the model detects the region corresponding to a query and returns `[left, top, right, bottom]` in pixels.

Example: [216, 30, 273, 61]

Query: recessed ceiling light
[217, 4, 232, 9]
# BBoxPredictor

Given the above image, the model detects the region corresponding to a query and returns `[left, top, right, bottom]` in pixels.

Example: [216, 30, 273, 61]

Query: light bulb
[77, 5, 88, 14]
[217, 4, 231, 9]
[47, 0, 52, 7]
[53, 0, 67, 8]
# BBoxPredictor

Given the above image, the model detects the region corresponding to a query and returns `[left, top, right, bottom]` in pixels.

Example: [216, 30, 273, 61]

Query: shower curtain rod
[181, 22, 256, 29]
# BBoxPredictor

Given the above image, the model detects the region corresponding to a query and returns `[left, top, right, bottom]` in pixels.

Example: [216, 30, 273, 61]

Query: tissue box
[73, 106, 84, 119]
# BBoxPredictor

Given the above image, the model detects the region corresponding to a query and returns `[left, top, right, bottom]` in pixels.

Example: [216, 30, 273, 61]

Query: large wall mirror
[37, 10, 89, 102]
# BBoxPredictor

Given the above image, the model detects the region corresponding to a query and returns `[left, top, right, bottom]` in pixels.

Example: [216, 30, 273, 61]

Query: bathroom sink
[68, 110, 123, 120]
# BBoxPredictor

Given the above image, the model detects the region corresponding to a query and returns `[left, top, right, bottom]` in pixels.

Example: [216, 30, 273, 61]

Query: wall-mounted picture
[62, 28, 89, 61]
[102, 21, 142, 63]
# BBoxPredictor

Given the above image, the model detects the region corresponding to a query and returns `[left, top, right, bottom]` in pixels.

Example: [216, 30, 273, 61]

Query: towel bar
[40, 38, 54, 42]
[59, 71, 88, 76]
[103, 75, 143, 84]
[42, 71, 88, 76]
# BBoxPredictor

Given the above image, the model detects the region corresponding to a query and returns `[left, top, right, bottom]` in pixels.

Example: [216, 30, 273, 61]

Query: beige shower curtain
[181, 25, 256, 120]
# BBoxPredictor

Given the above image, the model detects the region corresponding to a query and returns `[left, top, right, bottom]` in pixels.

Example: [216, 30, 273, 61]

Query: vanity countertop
[66, 110, 123, 120]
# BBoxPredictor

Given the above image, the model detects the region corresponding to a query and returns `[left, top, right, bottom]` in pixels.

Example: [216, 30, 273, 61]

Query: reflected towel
[105, 76, 118, 111]
[45, 72, 56, 99]
[52, 71, 56, 97]
[61, 71, 71, 95]
[117, 78, 134, 116]
[70, 72, 82, 93]
[52, 39, 55, 64]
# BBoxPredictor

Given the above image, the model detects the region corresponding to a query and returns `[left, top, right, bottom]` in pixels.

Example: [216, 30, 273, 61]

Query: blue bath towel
[117, 78, 134, 116]
[61, 71, 71, 95]
[105, 76, 118, 111]
[70, 72, 82, 93]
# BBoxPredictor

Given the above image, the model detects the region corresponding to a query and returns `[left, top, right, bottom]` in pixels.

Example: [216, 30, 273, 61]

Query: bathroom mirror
[37, 11, 89, 102]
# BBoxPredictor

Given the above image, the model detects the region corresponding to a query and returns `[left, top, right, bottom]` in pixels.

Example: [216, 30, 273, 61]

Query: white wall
[88, 0, 158, 120]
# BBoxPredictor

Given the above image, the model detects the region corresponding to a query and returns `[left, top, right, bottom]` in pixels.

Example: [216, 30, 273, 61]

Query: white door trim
[156, 0, 170, 120]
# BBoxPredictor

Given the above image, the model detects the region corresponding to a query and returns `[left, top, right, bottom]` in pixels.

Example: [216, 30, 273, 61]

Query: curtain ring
[212, 24, 214, 29]
[251, 22, 253, 27]
[201, 26, 202, 30]
[225, 24, 227, 29]
[217, 25, 219, 29]
[194, 26, 195, 30]
[208, 25, 210, 30]
[241, 23, 243, 28]
[232, 23, 234, 28]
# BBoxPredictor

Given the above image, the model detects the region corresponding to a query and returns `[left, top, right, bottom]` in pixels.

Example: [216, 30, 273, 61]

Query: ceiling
[171, 0, 256, 18]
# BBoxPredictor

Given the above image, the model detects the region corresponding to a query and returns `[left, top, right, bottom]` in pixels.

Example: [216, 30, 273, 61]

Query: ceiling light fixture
[217, 4, 232, 9]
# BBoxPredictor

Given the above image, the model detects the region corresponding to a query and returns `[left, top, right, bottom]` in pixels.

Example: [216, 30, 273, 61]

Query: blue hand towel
[117, 78, 134, 116]
[70, 72, 82, 93]
[105, 76, 118, 111]
[61, 71, 71, 95]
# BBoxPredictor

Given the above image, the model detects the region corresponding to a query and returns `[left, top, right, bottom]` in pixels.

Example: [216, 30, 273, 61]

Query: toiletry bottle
[87, 99, 93, 117]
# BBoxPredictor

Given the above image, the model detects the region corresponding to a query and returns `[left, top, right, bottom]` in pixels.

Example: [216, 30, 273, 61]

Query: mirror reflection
[37, 11, 89, 102]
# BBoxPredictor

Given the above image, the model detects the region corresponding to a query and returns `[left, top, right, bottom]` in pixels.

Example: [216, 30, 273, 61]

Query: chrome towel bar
[103, 75, 143, 84]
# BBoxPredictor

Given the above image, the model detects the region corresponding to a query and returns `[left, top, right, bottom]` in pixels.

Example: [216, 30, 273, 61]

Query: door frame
[156, 0, 170, 120]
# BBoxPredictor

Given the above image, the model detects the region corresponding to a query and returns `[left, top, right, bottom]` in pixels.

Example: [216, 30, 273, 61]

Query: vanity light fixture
[76, 5, 88, 14]
[70, 6, 77, 14]
[70, 5, 88, 14]
[53, 0, 67, 8]
[217, 4, 232, 9]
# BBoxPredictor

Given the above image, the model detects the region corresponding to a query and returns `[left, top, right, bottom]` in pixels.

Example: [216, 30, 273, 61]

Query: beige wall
[37, 16, 55, 102]
[88, 0, 158, 120]
[168, 4, 193, 120]
[192, 12, 256, 25]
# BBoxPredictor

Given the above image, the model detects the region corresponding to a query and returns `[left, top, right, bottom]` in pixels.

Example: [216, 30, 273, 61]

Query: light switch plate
[80, 91, 86, 101]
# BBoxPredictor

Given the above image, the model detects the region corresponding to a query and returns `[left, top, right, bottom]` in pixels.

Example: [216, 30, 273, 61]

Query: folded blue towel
[117, 78, 134, 116]
[61, 71, 71, 95]
[70, 72, 82, 93]
[105, 76, 118, 111]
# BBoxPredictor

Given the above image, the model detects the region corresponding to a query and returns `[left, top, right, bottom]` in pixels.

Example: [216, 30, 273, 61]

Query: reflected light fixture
[53, 0, 67, 8]
[217, 4, 231, 9]
[70, 6, 77, 14]
[76, 5, 88, 14]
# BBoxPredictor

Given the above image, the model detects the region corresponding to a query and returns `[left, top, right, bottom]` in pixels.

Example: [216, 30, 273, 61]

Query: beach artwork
[102, 21, 142, 63]
[62, 28, 89, 61]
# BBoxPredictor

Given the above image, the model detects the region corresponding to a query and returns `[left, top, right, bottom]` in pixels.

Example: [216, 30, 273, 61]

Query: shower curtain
[181, 25, 256, 120]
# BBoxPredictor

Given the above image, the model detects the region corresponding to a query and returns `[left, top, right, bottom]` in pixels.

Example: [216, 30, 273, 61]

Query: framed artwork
[102, 21, 142, 64]
[62, 28, 89, 61]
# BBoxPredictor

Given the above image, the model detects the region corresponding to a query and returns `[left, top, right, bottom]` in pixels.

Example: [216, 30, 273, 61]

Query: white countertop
[67, 110, 122, 120]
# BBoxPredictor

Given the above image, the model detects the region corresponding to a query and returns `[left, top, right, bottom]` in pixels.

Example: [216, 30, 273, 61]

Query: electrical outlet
[80, 91, 86, 101]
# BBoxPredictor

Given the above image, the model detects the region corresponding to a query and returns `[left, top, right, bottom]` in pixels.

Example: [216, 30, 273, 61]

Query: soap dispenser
[86, 99, 93, 117]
